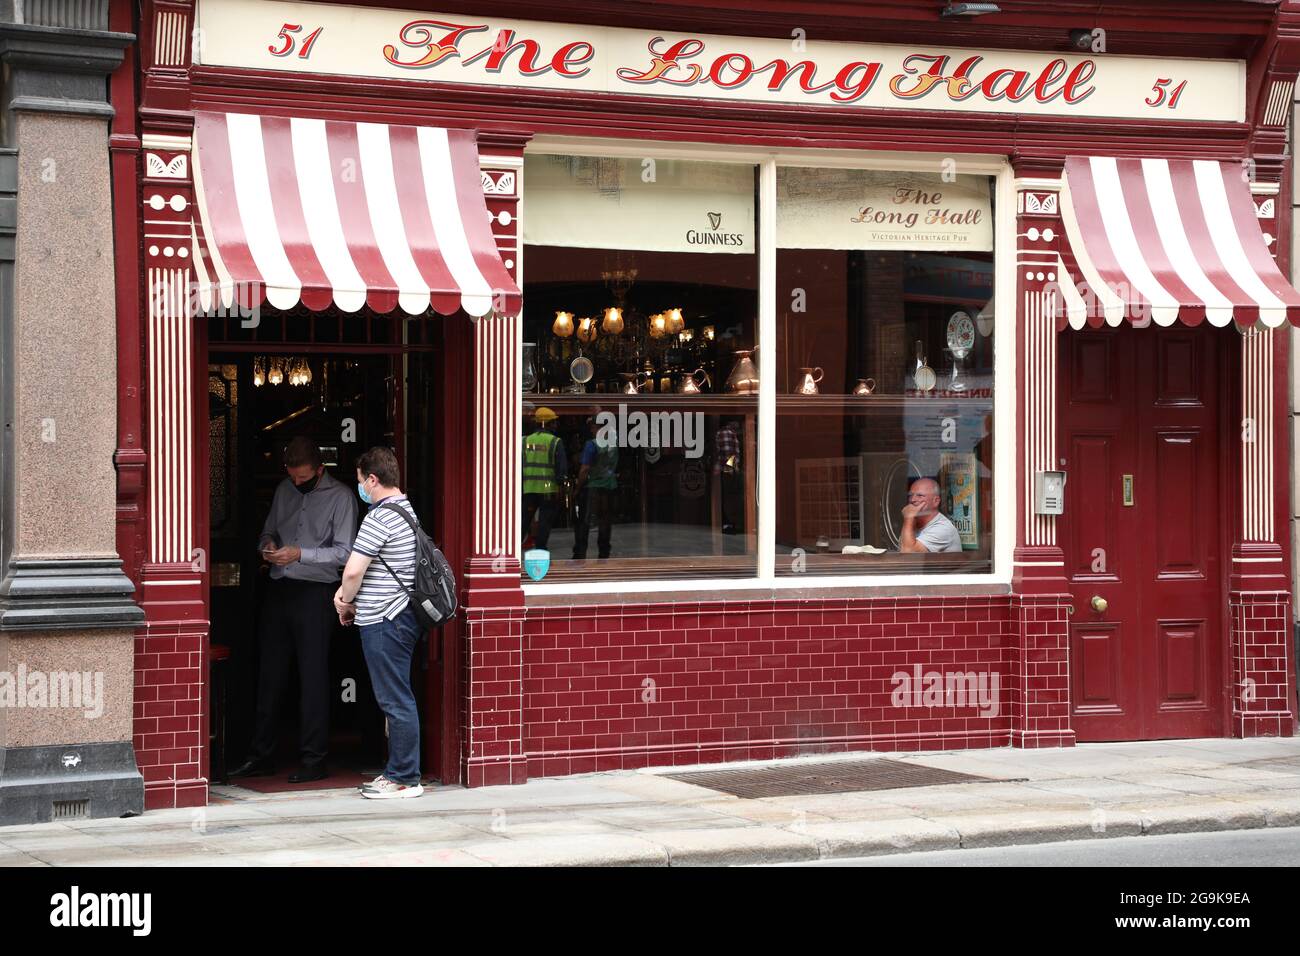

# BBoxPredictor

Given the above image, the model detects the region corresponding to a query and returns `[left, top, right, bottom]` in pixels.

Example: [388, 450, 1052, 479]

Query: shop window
[773, 167, 995, 575]
[521, 155, 759, 579]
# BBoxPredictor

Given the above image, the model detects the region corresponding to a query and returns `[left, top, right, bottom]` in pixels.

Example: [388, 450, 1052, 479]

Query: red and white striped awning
[191, 111, 520, 317]
[1058, 156, 1300, 329]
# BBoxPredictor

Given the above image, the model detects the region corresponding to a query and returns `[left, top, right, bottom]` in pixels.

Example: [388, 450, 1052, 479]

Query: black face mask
[295, 474, 321, 495]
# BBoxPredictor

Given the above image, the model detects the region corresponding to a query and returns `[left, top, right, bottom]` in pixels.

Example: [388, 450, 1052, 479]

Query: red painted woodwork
[1060, 323, 1228, 740]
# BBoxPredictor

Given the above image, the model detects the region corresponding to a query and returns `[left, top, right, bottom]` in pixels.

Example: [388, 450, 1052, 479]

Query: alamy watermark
[50, 887, 151, 936]
[0, 666, 105, 719]
[890, 665, 1000, 718]
[595, 404, 704, 459]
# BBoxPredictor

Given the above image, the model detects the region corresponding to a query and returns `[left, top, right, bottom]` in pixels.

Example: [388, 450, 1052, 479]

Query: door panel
[1155, 335, 1200, 404]
[1153, 431, 1202, 576]
[1066, 435, 1117, 580]
[1074, 624, 1126, 717]
[1157, 620, 1204, 705]
[1071, 336, 1117, 403]
[1060, 324, 1225, 741]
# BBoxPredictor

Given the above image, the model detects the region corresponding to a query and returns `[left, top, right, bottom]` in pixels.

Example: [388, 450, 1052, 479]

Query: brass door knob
[1090, 595, 1108, 613]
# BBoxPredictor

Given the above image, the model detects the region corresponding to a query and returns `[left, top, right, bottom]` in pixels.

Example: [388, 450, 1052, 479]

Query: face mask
[295, 475, 320, 495]
[357, 481, 373, 505]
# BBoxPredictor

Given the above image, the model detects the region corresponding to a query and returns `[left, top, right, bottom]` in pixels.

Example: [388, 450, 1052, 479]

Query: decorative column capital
[0, 558, 144, 631]
[0, 22, 133, 131]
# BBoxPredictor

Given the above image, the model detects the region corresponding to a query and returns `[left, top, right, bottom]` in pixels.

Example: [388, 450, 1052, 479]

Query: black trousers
[248, 577, 336, 766]
[573, 487, 615, 559]
[523, 492, 559, 549]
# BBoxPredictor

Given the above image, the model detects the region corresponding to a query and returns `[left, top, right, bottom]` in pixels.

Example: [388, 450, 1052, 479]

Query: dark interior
[205, 311, 440, 790]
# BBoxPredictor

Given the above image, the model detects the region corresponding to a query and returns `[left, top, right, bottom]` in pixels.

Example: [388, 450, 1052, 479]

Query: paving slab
[871, 785, 1027, 813]
[581, 804, 752, 832]
[0, 848, 47, 866]
[313, 819, 488, 848]
[1017, 777, 1212, 804]
[749, 793, 935, 823]
[0, 828, 119, 853]
[687, 798, 839, 827]
[1106, 772, 1259, 796]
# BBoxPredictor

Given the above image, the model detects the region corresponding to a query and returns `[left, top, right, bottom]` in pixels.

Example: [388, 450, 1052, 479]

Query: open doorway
[204, 310, 441, 791]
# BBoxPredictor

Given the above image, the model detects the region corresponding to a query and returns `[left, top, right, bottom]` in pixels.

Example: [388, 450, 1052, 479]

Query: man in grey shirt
[898, 478, 964, 554]
[231, 437, 357, 783]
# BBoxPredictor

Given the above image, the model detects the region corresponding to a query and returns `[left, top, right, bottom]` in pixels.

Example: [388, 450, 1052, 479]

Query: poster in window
[940, 452, 978, 550]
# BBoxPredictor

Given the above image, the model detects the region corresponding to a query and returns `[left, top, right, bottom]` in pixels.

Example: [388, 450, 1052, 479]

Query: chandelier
[253, 356, 312, 387]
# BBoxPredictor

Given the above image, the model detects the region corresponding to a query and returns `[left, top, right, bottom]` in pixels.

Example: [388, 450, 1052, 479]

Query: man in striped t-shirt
[334, 447, 425, 800]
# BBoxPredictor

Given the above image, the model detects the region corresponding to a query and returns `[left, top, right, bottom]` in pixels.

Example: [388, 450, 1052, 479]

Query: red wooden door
[1059, 324, 1226, 741]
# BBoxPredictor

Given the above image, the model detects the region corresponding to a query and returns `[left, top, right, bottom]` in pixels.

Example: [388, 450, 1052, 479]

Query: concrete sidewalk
[3, 738, 1300, 866]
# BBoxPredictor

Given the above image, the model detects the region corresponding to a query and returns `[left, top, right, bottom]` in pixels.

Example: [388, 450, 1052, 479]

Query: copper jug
[724, 350, 759, 395]
[793, 367, 824, 395]
[677, 368, 711, 394]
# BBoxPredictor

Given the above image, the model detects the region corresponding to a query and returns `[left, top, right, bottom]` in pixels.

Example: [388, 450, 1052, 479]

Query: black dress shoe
[229, 759, 276, 779]
[288, 764, 328, 784]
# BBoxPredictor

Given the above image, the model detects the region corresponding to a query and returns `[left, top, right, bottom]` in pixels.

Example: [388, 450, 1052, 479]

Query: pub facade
[3, 0, 1299, 820]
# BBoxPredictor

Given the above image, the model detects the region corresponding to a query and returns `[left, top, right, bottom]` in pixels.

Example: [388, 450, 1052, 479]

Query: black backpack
[373, 502, 458, 627]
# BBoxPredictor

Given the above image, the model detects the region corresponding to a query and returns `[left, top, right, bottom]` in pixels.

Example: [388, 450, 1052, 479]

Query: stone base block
[0, 740, 142, 826]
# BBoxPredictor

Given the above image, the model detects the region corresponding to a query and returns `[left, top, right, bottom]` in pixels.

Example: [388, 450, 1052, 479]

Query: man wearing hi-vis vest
[522, 406, 567, 551]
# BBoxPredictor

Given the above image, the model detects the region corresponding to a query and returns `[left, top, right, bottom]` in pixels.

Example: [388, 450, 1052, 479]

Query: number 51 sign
[268, 22, 324, 59]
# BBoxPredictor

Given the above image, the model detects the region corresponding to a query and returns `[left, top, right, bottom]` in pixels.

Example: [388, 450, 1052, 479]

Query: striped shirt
[351, 495, 418, 626]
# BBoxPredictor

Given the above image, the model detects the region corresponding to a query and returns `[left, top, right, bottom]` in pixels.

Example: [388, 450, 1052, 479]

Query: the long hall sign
[195, 0, 1245, 122]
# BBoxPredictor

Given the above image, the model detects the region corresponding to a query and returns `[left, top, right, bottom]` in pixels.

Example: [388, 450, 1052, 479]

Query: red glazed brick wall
[508, 594, 1019, 779]
[1008, 594, 1074, 748]
[464, 606, 528, 787]
[1230, 591, 1296, 737]
[133, 622, 208, 810]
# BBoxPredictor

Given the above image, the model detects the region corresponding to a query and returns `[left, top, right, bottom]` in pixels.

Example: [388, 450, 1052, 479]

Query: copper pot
[724, 350, 759, 395]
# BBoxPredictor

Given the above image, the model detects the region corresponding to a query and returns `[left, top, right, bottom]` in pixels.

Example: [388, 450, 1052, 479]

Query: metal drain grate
[664, 758, 999, 798]
[52, 799, 89, 820]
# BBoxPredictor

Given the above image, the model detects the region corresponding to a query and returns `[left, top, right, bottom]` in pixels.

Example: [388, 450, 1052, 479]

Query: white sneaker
[359, 774, 386, 791]
[361, 777, 424, 800]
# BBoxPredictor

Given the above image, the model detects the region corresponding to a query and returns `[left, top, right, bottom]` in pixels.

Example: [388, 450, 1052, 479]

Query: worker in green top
[573, 416, 619, 560]
[522, 406, 567, 551]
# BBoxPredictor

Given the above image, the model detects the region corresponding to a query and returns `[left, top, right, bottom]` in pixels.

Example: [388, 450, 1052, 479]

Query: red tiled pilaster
[464, 605, 528, 786]
[1007, 593, 1075, 748]
[1230, 590, 1295, 737]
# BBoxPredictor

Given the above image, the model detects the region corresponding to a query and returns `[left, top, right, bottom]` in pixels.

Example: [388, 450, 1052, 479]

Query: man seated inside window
[898, 478, 963, 554]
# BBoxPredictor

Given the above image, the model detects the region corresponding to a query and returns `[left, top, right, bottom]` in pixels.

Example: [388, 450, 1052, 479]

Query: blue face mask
[357, 480, 372, 505]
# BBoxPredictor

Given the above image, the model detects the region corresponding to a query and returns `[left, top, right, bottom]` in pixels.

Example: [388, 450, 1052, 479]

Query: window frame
[520, 138, 1017, 595]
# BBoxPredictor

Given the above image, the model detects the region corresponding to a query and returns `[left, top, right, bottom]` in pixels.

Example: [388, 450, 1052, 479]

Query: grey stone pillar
[0, 4, 142, 825]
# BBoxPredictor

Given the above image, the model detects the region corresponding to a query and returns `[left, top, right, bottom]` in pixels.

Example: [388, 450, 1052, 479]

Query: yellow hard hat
[534, 406, 558, 423]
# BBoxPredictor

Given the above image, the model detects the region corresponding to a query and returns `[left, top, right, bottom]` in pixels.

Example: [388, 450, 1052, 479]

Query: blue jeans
[358, 606, 423, 785]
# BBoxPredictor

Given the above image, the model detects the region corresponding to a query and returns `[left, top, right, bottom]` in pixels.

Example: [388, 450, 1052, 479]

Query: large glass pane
[520, 155, 759, 580]
[774, 167, 995, 575]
